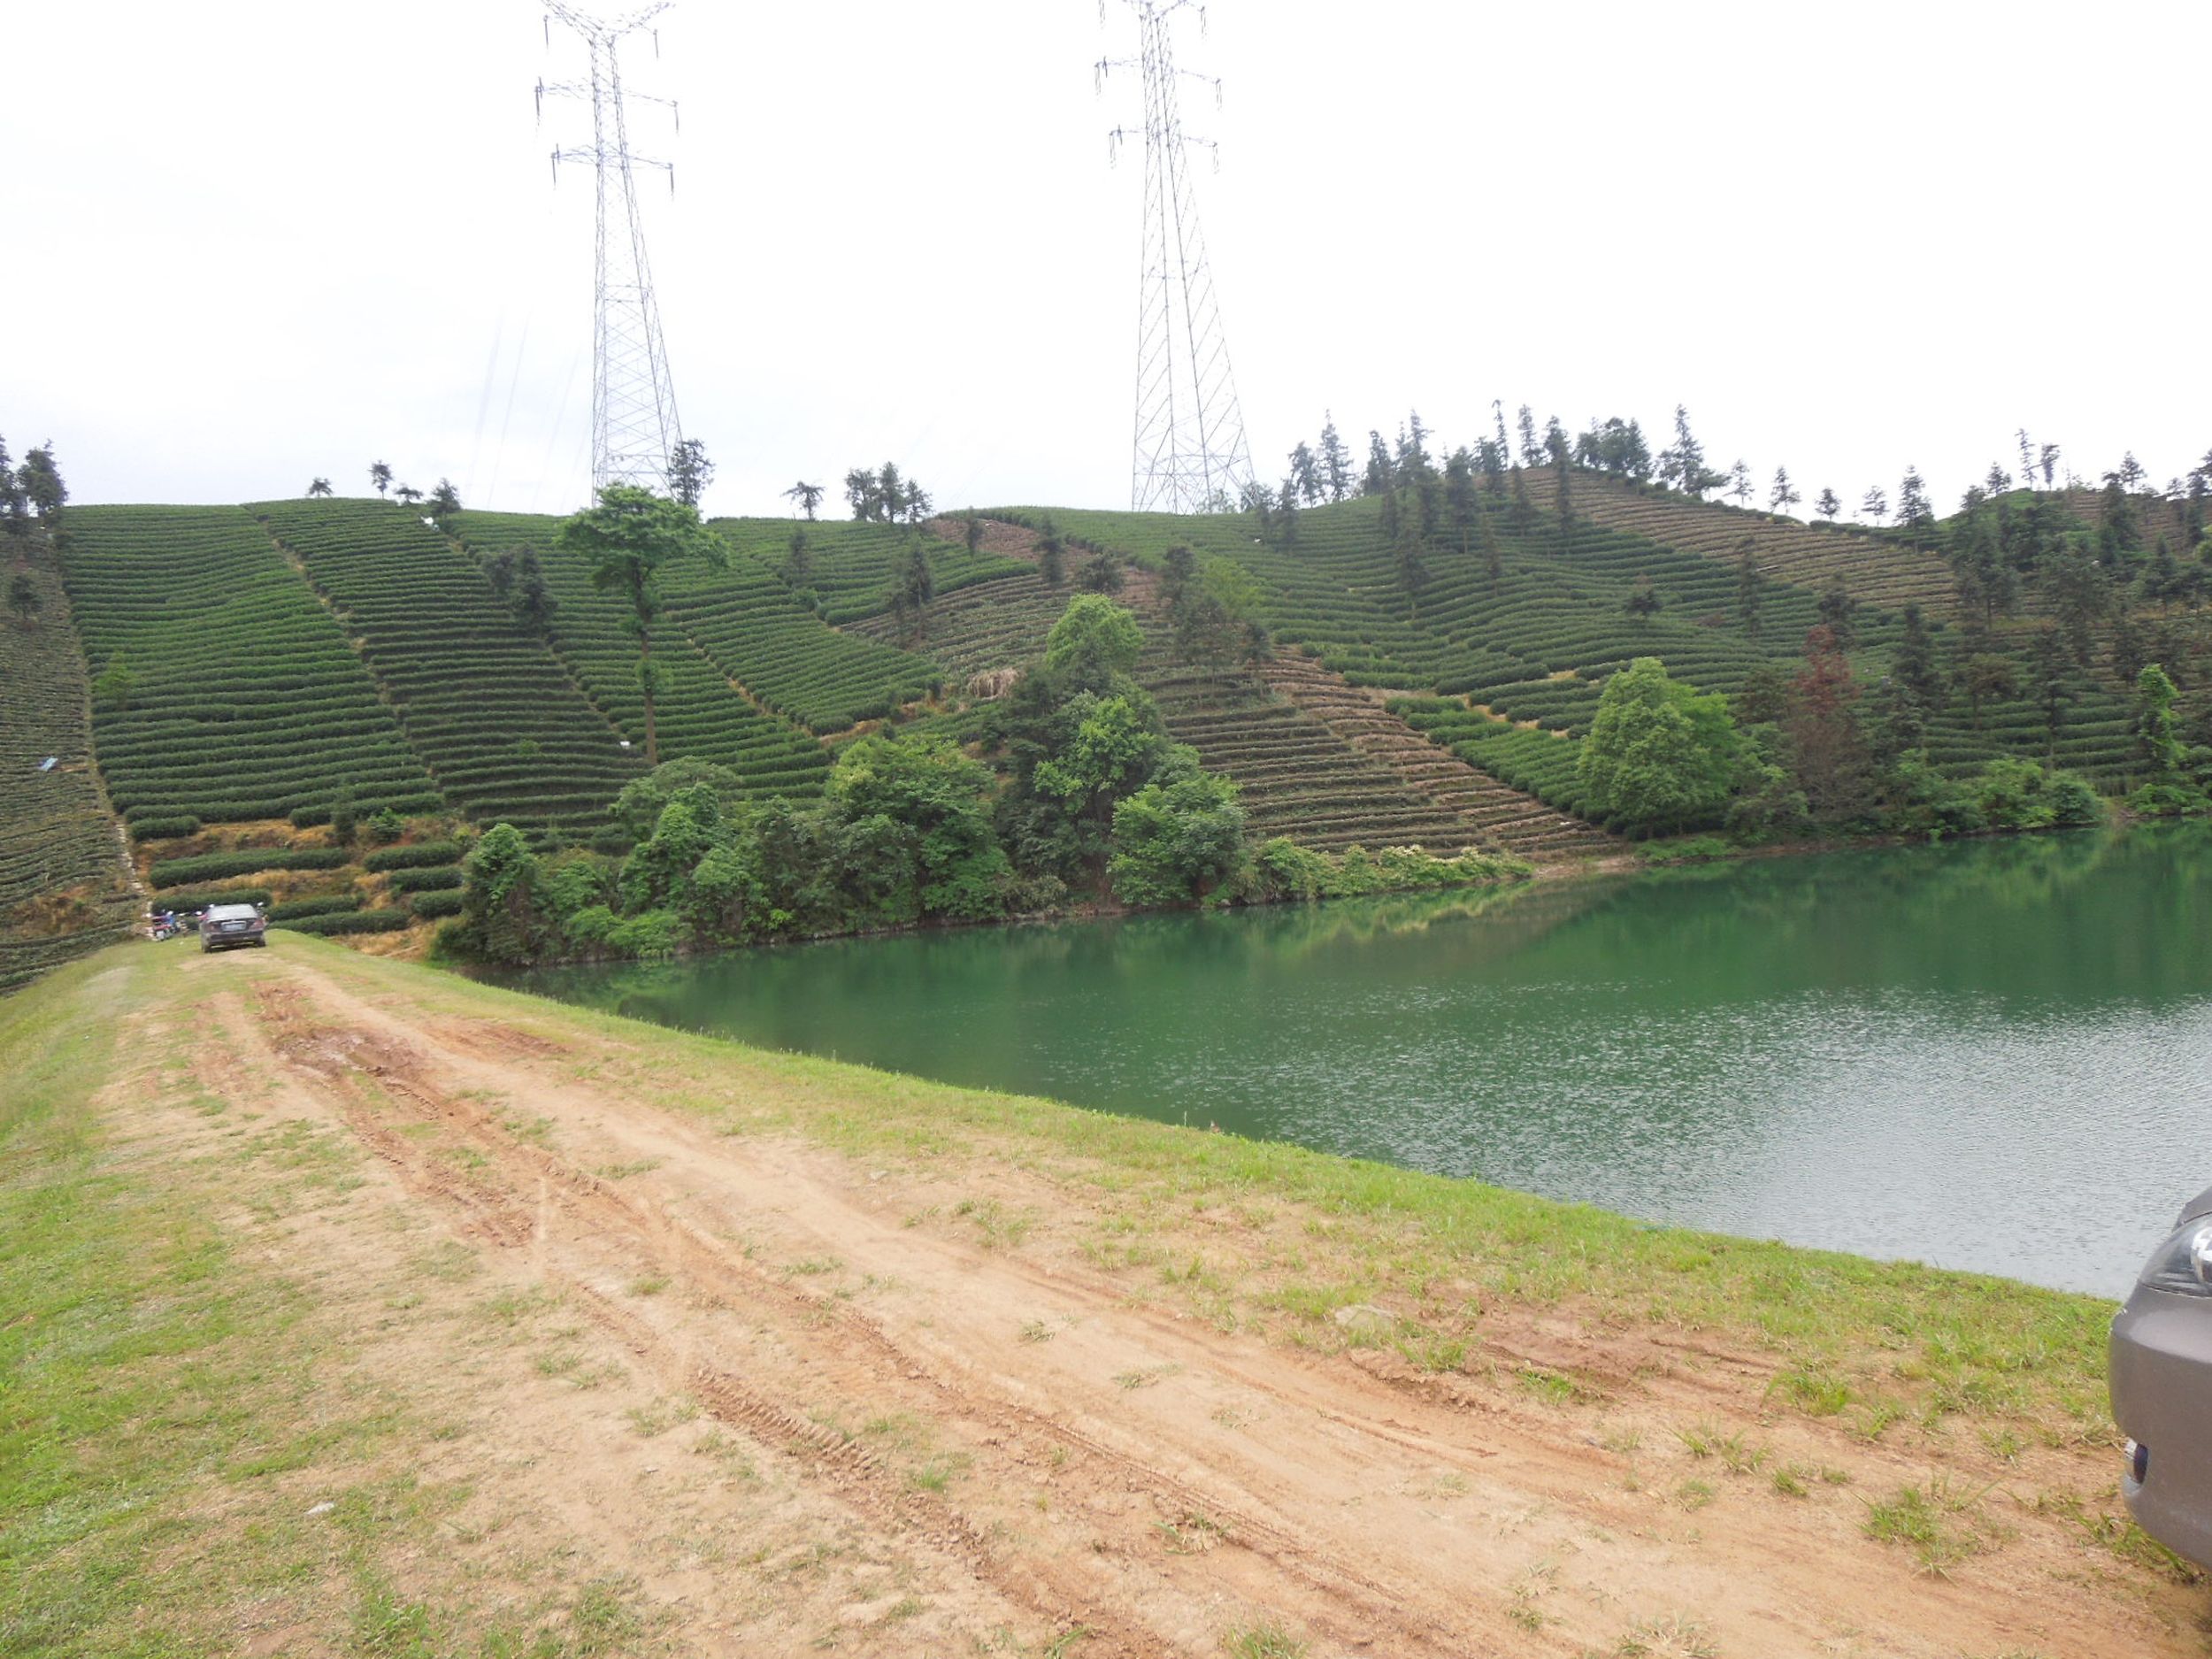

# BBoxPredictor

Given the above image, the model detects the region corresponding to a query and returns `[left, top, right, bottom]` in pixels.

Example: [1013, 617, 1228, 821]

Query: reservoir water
[501, 826, 2212, 1297]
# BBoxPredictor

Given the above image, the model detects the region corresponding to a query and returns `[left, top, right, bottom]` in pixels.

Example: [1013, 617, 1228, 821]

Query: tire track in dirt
[242, 981, 1471, 1655]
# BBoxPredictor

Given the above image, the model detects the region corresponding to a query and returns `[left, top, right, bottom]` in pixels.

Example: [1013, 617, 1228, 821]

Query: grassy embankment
[0, 936, 2166, 1654]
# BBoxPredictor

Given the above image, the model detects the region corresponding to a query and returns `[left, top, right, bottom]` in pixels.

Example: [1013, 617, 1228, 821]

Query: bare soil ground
[75, 942, 2210, 1657]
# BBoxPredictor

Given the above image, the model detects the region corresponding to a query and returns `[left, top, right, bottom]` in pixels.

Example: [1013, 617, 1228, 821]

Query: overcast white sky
[5, 2, 2206, 521]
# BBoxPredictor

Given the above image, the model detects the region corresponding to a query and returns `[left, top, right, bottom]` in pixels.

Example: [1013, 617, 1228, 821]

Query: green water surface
[503, 826, 2212, 1295]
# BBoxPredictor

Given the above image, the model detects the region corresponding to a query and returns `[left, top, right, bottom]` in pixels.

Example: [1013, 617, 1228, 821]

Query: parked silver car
[2109, 1186, 2212, 1566]
[198, 902, 269, 952]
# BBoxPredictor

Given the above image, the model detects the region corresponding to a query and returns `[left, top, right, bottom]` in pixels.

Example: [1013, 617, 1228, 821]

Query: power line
[1098, 1, 1254, 515]
[539, 3, 685, 501]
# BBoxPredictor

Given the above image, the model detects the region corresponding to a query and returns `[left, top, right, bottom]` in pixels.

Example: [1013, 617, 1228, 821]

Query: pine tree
[1769, 465, 1801, 517]
[1363, 431, 1391, 496]
[1318, 415, 1351, 503]
[1815, 488, 1841, 523]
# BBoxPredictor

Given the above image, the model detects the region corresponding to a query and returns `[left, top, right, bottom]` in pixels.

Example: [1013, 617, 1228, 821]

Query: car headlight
[2139, 1218, 2212, 1295]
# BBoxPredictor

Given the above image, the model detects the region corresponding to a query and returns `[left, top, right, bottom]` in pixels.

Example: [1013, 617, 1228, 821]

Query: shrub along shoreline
[437, 595, 1530, 969]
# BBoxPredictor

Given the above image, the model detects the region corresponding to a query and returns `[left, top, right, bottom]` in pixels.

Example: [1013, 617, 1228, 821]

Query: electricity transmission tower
[1100, 2, 1255, 514]
[539, 3, 684, 498]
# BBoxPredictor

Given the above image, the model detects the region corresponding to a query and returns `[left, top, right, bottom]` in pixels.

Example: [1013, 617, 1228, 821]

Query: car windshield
[204, 905, 259, 921]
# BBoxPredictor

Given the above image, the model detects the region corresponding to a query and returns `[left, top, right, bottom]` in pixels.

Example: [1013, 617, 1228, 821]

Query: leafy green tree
[783, 480, 824, 520]
[369, 460, 393, 498]
[556, 485, 726, 765]
[1624, 575, 1661, 623]
[667, 438, 714, 509]
[1286, 442, 1321, 506]
[1957, 652, 2018, 730]
[1478, 504, 1504, 594]
[1516, 404, 1540, 468]
[1860, 485, 1887, 525]
[1896, 467, 1935, 547]
[1769, 466, 1801, 517]
[1110, 770, 1248, 906]
[826, 733, 1010, 921]
[1657, 406, 1723, 499]
[1035, 522, 1065, 588]
[2028, 627, 2075, 760]
[1317, 414, 1351, 503]
[1892, 603, 1943, 710]
[92, 653, 135, 710]
[1275, 480, 1300, 549]
[2136, 662, 2185, 778]
[1032, 695, 1182, 867]
[18, 443, 65, 519]
[611, 757, 746, 841]
[395, 483, 424, 509]
[1044, 595, 1144, 682]
[785, 527, 812, 591]
[511, 548, 557, 633]
[307, 477, 334, 497]
[8, 570, 40, 626]
[1362, 430, 1391, 496]
[456, 823, 549, 964]
[427, 478, 462, 518]
[1815, 488, 1841, 522]
[1576, 657, 1745, 833]
[890, 537, 935, 643]
[1076, 549, 1124, 594]
[1728, 459, 1754, 509]
[1442, 448, 1477, 546]
[1549, 427, 1575, 550]
[0, 456, 24, 541]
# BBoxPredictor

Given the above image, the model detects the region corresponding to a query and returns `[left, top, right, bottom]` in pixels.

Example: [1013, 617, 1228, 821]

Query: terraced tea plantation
[710, 517, 1031, 625]
[0, 541, 138, 992]
[449, 511, 832, 801]
[1040, 494, 2151, 793]
[62, 506, 442, 827]
[254, 499, 645, 837]
[663, 531, 941, 733]
[1557, 469, 1960, 616]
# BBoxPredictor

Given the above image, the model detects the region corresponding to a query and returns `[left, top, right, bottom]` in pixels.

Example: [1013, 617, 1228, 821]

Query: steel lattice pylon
[1102, 2, 1254, 514]
[541, 3, 683, 497]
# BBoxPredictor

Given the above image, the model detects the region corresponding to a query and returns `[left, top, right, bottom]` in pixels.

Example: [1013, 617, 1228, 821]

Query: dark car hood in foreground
[2177, 1187, 2212, 1229]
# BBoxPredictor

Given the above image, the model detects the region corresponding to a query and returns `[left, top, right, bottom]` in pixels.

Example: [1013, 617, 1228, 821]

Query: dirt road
[133, 945, 2200, 1656]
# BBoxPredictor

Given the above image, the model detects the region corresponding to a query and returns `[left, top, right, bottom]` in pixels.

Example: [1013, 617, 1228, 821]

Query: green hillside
[0, 534, 135, 992]
[9, 459, 2193, 992]
[449, 511, 833, 800]
[1029, 488, 2153, 818]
